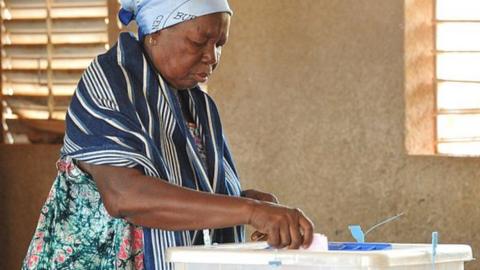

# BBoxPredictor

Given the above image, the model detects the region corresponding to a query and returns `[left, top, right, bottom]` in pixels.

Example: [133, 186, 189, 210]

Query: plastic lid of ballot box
[166, 242, 473, 269]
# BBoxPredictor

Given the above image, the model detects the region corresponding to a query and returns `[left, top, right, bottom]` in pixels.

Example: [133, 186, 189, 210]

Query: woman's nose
[202, 43, 219, 65]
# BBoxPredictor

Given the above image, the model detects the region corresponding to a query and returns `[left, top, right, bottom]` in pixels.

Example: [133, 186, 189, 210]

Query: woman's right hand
[247, 201, 314, 249]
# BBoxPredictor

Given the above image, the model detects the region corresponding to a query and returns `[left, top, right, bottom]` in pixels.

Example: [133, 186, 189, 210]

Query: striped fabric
[61, 32, 244, 270]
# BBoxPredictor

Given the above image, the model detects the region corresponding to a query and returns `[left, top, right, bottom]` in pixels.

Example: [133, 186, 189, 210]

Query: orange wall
[0, 145, 60, 269]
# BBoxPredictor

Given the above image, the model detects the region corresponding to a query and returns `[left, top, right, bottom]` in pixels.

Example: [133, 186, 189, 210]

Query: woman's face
[144, 12, 231, 89]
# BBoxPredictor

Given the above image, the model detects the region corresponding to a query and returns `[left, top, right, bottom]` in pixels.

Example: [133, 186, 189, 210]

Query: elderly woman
[23, 0, 314, 269]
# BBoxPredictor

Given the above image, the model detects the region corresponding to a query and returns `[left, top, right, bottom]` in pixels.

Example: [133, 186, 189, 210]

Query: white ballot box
[166, 242, 473, 270]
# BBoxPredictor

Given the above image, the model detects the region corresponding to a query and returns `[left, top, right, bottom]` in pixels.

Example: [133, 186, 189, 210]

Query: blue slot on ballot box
[328, 242, 392, 251]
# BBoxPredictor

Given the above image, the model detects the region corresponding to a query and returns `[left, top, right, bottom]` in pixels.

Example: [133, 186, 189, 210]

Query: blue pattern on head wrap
[118, 8, 135, 25]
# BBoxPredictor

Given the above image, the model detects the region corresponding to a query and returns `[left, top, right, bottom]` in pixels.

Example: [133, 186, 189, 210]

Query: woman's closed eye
[190, 37, 225, 49]
[190, 38, 208, 48]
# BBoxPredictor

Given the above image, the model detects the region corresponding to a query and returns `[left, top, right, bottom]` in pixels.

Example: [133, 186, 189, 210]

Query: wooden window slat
[1, 0, 117, 144]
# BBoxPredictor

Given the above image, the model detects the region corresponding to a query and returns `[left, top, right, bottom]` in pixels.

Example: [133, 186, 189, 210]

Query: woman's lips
[195, 73, 209, 83]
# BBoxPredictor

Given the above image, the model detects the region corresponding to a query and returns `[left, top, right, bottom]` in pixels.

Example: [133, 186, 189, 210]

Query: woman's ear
[144, 31, 162, 47]
[147, 35, 158, 46]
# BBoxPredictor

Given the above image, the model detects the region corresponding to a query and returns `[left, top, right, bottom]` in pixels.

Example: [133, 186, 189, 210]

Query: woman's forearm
[117, 174, 256, 230]
[80, 162, 256, 231]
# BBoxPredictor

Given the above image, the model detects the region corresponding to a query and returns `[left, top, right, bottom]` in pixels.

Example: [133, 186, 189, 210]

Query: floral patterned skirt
[22, 157, 144, 269]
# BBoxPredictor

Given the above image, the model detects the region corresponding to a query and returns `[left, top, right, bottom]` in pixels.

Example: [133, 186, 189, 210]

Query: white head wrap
[119, 0, 232, 40]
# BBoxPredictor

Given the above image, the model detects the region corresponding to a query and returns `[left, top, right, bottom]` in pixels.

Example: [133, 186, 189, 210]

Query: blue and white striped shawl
[61, 32, 244, 270]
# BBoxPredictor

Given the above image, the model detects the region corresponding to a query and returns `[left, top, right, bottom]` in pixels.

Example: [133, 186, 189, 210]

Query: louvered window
[435, 0, 480, 156]
[1, 0, 118, 143]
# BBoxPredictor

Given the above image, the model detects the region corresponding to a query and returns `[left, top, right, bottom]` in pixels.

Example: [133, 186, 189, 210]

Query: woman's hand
[243, 189, 314, 249]
[247, 201, 314, 250]
[242, 189, 280, 242]
[242, 189, 279, 204]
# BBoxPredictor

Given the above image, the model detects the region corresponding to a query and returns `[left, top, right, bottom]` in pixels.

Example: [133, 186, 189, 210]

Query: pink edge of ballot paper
[301, 233, 328, 251]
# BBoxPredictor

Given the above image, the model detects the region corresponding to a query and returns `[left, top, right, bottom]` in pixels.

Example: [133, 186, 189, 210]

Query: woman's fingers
[298, 212, 315, 248]
[248, 202, 314, 249]
[267, 226, 280, 247]
[268, 193, 279, 204]
[279, 220, 291, 248]
[262, 212, 304, 249]
[288, 212, 302, 249]
[243, 189, 279, 204]
[251, 231, 267, 241]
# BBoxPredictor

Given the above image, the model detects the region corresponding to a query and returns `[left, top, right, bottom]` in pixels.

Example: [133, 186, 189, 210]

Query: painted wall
[208, 0, 479, 268]
[1, 0, 478, 269]
[0, 145, 60, 269]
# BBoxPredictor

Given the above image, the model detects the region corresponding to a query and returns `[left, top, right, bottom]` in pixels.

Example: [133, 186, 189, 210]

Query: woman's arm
[79, 161, 314, 249]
